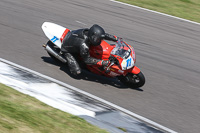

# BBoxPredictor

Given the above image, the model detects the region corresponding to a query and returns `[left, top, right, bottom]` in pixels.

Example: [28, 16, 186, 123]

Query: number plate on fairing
[121, 56, 134, 70]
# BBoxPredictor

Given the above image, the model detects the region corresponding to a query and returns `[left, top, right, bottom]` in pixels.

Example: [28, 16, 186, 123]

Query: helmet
[88, 24, 105, 46]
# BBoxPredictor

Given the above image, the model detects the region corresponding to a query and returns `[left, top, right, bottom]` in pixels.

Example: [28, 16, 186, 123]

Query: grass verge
[0, 83, 108, 133]
[117, 0, 200, 23]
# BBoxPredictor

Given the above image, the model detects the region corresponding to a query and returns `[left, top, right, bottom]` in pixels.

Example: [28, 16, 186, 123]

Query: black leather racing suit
[61, 28, 117, 75]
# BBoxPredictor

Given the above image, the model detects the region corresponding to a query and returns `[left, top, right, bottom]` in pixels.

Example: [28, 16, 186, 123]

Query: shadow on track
[41, 56, 143, 91]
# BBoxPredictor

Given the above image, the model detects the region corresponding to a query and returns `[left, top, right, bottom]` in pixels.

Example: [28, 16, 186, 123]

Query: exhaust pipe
[43, 44, 67, 63]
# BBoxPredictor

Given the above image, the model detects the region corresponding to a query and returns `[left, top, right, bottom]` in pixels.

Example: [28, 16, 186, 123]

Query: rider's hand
[101, 60, 110, 67]
[113, 36, 118, 42]
[115, 36, 123, 42]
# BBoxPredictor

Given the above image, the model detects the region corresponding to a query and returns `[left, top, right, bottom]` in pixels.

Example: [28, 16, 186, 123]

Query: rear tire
[118, 71, 145, 89]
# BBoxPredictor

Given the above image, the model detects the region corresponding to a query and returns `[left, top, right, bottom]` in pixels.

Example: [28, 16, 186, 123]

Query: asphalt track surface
[0, 0, 200, 132]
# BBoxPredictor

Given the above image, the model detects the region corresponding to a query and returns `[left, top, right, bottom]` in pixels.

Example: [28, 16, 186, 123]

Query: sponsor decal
[110, 68, 115, 71]
[109, 71, 120, 77]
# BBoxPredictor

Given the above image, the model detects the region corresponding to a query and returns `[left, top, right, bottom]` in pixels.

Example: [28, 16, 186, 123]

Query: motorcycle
[41, 22, 145, 88]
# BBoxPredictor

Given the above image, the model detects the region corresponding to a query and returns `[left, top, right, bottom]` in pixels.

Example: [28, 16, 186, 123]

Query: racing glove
[113, 35, 118, 42]
[105, 33, 118, 42]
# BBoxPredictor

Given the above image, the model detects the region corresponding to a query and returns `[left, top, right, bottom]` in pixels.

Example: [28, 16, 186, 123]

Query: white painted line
[0, 58, 177, 133]
[110, 0, 200, 26]
[76, 20, 87, 25]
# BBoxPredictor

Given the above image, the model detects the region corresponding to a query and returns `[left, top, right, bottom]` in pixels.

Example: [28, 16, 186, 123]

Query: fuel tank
[89, 40, 113, 60]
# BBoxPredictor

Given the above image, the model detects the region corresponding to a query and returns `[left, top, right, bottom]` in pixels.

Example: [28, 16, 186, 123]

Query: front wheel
[118, 71, 145, 89]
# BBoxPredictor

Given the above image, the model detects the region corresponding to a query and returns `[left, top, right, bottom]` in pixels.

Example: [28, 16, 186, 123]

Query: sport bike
[42, 22, 145, 88]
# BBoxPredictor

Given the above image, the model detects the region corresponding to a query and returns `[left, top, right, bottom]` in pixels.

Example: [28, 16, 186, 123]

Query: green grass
[117, 0, 200, 23]
[0, 83, 108, 133]
[117, 127, 127, 132]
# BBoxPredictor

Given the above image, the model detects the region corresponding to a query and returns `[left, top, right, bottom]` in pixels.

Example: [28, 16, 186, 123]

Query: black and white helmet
[88, 24, 105, 46]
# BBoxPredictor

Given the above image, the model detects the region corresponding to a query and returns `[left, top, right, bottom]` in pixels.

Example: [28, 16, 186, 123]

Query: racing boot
[64, 53, 81, 76]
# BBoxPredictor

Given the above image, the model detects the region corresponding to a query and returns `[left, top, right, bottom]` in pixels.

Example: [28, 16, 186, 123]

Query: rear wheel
[118, 71, 145, 89]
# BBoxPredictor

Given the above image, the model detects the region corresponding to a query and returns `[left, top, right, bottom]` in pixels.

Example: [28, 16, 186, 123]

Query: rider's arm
[104, 33, 118, 42]
[80, 43, 109, 66]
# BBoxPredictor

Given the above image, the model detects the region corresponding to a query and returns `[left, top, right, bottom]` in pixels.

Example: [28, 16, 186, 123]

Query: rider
[61, 24, 118, 75]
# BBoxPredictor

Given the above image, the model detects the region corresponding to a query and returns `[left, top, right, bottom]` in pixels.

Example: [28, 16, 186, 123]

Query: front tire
[118, 71, 145, 89]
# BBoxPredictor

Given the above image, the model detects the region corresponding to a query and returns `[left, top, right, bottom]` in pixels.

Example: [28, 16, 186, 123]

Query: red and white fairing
[89, 39, 139, 77]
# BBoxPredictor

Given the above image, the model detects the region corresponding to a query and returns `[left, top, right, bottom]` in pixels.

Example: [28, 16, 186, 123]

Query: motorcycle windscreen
[111, 40, 131, 59]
